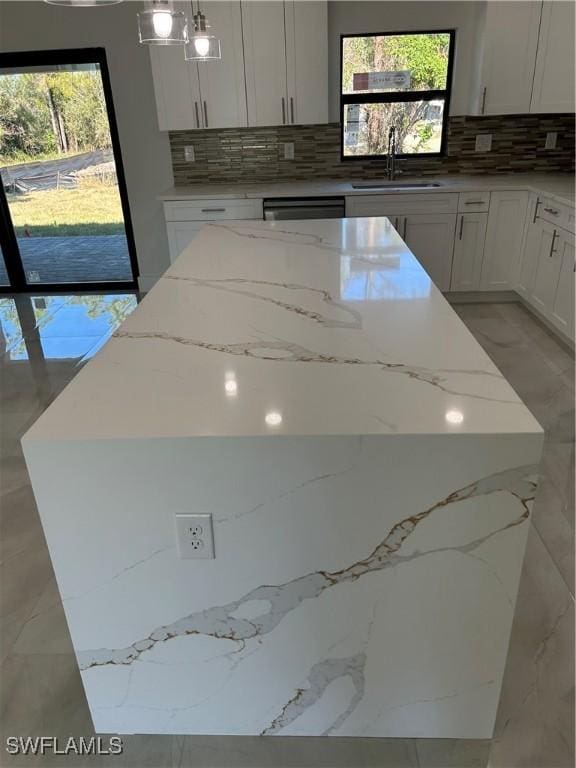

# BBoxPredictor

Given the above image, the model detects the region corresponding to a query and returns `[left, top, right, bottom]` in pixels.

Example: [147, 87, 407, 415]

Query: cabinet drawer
[346, 193, 458, 217]
[536, 197, 570, 229]
[164, 199, 263, 222]
[458, 192, 490, 212]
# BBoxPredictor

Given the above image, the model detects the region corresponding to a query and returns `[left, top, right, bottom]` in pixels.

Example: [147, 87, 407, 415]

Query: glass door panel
[0, 51, 137, 288]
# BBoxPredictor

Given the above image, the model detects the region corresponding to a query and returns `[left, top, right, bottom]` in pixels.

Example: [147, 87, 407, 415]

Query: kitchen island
[23, 217, 543, 738]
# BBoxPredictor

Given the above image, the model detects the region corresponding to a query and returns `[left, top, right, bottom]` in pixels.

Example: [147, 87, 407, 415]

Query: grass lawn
[7, 184, 125, 237]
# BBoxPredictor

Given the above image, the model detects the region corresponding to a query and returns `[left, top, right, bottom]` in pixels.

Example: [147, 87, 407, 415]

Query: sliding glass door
[0, 48, 138, 292]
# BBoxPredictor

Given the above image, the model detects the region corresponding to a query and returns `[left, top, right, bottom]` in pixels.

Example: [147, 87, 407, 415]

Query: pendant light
[184, 2, 221, 61]
[138, 0, 188, 46]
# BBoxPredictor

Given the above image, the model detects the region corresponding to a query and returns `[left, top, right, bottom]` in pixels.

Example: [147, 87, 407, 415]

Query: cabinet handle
[543, 206, 559, 216]
[459, 215, 464, 240]
[194, 101, 200, 129]
[394, 216, 398, 230]
[481, 86, 487, 115]
[281, 97, 286, 124]
[549, 229, 558, 257]
[464, 200, 485, 205]
[532, 199, 541, 223]
[201, 207, 226, 213]
[403, 217, 407, 239]
[203, 101, 209, 128]
[290, 96, 294, 124]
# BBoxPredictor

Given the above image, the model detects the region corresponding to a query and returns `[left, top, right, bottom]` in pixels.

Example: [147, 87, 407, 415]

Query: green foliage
[342, 32, 450, 156]
[0, 69, 111, 163]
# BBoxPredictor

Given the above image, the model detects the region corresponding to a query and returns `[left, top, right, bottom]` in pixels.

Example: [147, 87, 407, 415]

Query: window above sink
[340, 31, 455, 161]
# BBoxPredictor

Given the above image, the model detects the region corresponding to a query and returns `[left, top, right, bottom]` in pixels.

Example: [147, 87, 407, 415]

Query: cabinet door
[166, 222, 205, 263]
[479, 1, 541, 115]
[528, 221, 561, 315]
[403, 214, 457, 292]
[450, 213, 488, 291]
[284, 0, 328, 125]
[550, 232, 575, 339]
[481, 191, 529, 290]
[531, 0, 575, 113]
[196, 1, 248, 129]
[149, 42, 202, 130]
[516, 196, 541, 296]
[242, 0, 288, 127]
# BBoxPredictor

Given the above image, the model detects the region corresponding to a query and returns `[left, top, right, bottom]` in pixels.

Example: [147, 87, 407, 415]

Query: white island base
[23, 218, 543, 739]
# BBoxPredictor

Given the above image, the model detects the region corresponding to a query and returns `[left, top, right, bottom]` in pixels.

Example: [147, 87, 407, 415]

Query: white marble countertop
[159, 173, 575, 207]
[26, 218, 542, 442]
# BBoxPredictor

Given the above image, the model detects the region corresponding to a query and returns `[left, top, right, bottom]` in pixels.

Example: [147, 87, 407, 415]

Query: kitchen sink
[351, 181, 443, 189]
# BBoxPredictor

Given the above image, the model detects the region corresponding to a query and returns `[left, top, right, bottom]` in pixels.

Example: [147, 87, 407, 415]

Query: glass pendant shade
[184, 11, 221, 60]
[138, 5, 187, 45]
[185, 34, 221, 61]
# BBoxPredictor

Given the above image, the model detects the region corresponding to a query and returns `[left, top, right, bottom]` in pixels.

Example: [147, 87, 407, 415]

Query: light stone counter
[23, 218, 543, 739]
[159, 173, 575, 207]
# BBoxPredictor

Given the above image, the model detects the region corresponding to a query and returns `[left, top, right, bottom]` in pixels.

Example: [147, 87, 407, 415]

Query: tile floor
[0, 296, 573, 768]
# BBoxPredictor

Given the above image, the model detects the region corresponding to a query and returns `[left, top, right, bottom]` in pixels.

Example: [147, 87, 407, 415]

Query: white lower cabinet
[520, 217, 575, 342]
[166, 222, 205, 264]
[402, 214, 456, 292]
[550, 232, 575, 339]
[450, 213, 488, 291]
[164, 198, 264, 264]
[526, 220, 559, 315]
[481, 191, 529, 290]
[345, 196, 457, 291]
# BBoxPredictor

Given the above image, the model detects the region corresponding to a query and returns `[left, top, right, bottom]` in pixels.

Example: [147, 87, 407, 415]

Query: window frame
[339, 29, 456, 162]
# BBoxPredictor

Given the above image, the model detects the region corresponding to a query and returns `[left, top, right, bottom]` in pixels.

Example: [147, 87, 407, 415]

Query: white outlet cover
[175, 513, 214, 559]
[184, 145, 195, 162]
[475, 134, 492, 152]
[283, 142, 295, 160]
[545, 132, 557, 150]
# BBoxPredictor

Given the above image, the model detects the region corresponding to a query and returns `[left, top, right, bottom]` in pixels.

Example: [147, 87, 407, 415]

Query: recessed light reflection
[445, 409, 464, 425]
[265, 411, 283, 427]
[224, 372, 238, 397]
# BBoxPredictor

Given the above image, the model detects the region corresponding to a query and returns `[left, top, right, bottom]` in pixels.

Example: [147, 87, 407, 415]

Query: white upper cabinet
[242, 0, 328, 127]
[479, 1, 541, 115]
[195, 1, 248, 129]
[149, 1, 247, 130]
[149, 41, 201, 131]
[284, 1, 328, 125]
[530, 0, 576, 113]
[242, 1, 288, 127]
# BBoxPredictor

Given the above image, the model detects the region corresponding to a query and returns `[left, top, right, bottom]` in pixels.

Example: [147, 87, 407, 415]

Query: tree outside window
[341, 31, 455, 159]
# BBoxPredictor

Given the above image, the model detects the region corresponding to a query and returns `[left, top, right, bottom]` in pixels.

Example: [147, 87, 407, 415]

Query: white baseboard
[445, 290, 518, 304]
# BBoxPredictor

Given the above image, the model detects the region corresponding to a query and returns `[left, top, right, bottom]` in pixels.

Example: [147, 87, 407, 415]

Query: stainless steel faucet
[387, 125, 397, 181]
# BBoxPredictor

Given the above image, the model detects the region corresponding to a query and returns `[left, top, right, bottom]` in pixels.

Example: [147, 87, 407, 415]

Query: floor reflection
[1, 294, 138, 361]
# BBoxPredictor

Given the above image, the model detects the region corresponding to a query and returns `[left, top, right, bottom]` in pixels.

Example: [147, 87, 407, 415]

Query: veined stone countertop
[158, 173, 575, 207]
[25, 218, 542, 443]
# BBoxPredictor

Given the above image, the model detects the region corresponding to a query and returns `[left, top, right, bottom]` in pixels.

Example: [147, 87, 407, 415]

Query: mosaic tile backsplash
[170, 114, 575, 185]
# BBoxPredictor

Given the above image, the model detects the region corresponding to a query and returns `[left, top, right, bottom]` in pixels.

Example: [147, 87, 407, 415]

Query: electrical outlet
[175, 513, 214, 559]
[475, 134, 492, 152]
[283, 142, 295, 160]
[184, 145, 195, 162]
[545, 131, 557, 150]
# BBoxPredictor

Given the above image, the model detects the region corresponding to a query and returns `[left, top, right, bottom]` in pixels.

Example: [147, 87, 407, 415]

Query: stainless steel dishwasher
[263, 197, 345, 221]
